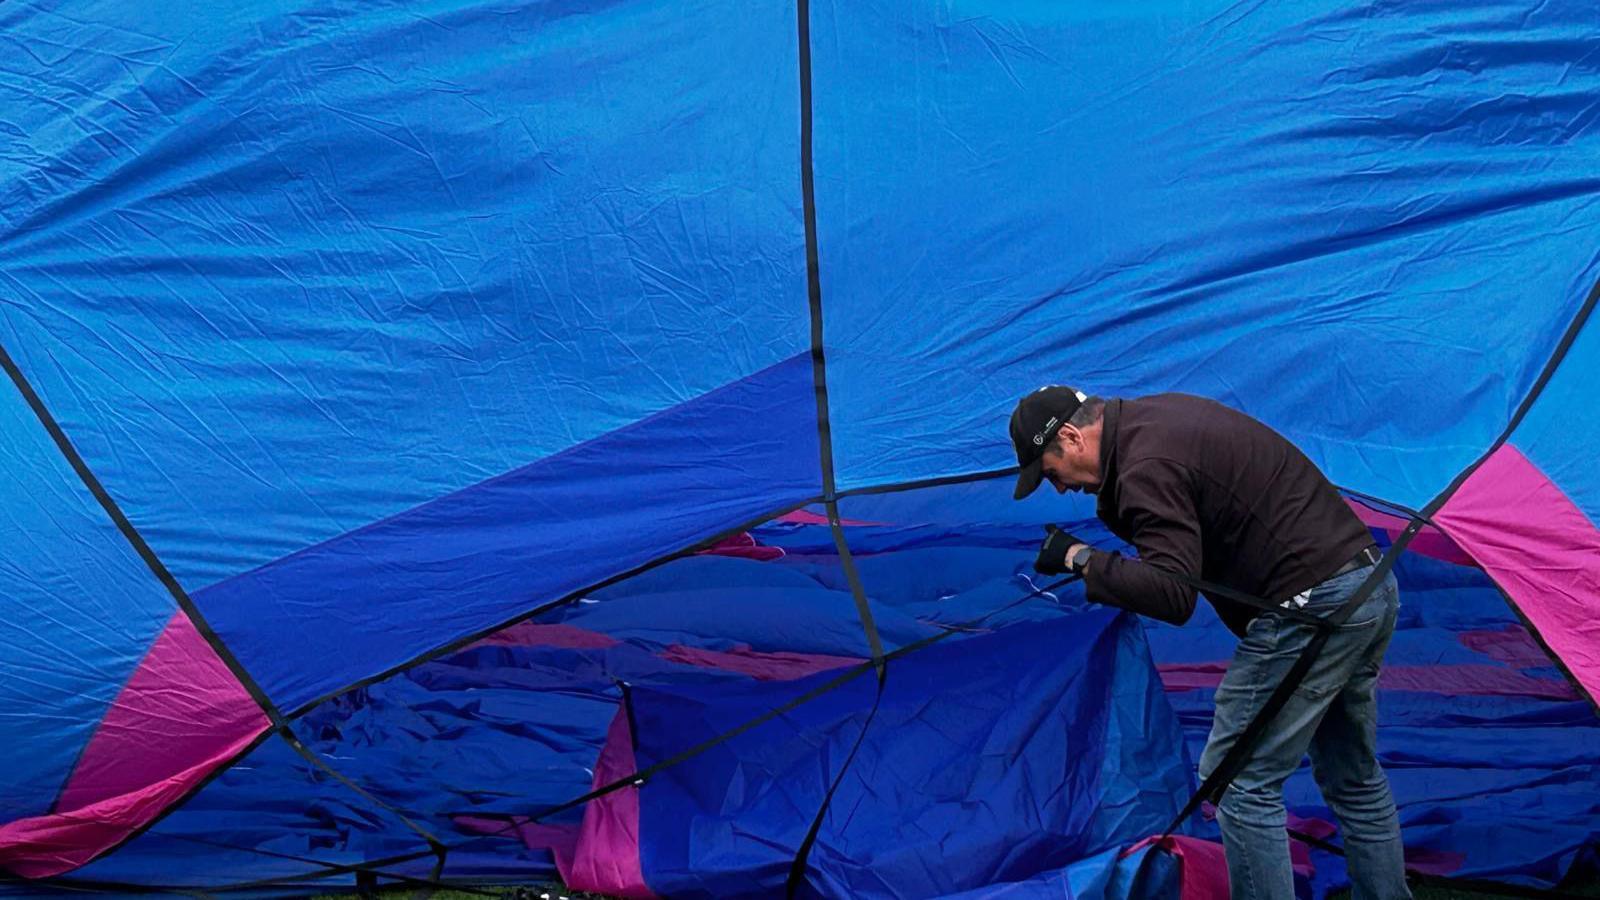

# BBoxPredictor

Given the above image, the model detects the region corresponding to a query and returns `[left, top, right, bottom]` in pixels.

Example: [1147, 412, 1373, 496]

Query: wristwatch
[1068, 545, 1093, 573]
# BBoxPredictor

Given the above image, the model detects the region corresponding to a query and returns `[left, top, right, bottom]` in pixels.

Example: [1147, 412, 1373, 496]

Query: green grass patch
[311, 886, 611, 900]
[308, 869, 1600, 900]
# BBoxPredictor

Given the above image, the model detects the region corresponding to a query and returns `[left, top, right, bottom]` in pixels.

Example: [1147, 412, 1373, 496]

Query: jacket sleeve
[1083, 458, 1201, 625]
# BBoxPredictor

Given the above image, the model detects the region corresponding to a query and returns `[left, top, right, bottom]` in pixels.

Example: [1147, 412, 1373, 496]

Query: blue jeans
[1197, 565, 1411, 900]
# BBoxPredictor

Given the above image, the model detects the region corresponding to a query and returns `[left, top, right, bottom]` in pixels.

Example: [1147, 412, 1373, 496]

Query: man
[1009, 386, 1410, 900]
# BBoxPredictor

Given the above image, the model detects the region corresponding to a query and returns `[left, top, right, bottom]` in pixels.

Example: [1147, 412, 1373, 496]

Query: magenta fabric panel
[1404, 847, 1468, 877]
[1434, 444, 1600, 703]
[0, 727, 264, 878]
[1130, 835, 1230, 900]
[1287, 813, 1335, 841]
[53, 612, 267, 812]
[452, 815, 579, 864]
[1158, 662, 1576, 700]
[773, 508, 885, 527]
[0, 610, 268, 877]
[1344, 499, 1476, 567]
[563, 706, 654, 899]
[695, 532, 786, 561]
[1459, 625, 1555, 668]
[1378, 665, 1577, 700]
[470, 621, 862, 682]
[473, 622, 621, 651]
[658, 644, 861, 681]
[1157, 662, 1231, 692]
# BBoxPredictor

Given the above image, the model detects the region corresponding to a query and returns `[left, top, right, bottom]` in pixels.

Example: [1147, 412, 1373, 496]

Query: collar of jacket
[1095, 398, 1123, 514]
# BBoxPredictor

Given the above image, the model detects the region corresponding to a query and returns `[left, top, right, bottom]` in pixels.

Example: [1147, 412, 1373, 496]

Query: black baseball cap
[1008, 385, 1088, 500]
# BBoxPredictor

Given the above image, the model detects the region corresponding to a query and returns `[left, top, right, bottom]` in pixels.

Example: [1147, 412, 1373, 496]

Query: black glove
[1034, 525, 1081, 575]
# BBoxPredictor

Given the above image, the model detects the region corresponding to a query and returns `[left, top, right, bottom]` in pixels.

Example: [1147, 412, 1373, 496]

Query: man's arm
[1081, 459, 1201, 624]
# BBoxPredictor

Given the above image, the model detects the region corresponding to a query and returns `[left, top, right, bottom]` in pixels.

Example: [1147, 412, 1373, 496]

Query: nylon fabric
[811, 1, 1600, 505]
[6, 513, 1597, 894]
[194, 354, 821, 708]
[1496, 282, 1600, 530]
[0, 367, 177, 823]
[0, 0, 810, 590]
[4, 0, 1600, 893]
[634, 611, 1189, 899]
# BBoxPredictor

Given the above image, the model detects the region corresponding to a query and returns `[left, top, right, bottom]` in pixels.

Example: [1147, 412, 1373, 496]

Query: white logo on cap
[1032, 415, 1061, 447]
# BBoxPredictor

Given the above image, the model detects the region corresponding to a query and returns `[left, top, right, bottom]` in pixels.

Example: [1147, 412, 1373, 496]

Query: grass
[308, 879, 1600, 900]
[311, 886, 605, 900]
[1334, 879, 1600, 899]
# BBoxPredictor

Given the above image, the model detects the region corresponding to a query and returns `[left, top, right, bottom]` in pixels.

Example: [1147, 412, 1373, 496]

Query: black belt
[1328, 544, 1381, 579]
[1167, 544, 1384, 624]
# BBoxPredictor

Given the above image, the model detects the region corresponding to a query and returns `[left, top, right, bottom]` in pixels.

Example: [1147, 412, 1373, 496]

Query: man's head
[1009, 386, 1106, 499]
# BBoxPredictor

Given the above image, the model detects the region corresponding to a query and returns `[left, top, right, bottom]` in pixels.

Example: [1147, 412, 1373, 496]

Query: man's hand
[1066, 543, 1089, 574]
[1034, 525, 1083, 575]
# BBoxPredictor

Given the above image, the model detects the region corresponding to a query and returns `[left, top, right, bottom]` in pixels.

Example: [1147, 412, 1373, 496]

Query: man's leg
[1308, 575, 1410, 900]
[1201, 631, 1332, 899]
[1199, 571, 1392, 900]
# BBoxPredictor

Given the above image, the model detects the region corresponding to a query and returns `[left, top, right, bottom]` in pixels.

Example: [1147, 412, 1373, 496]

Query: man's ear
[1056, 423, 1081, 449]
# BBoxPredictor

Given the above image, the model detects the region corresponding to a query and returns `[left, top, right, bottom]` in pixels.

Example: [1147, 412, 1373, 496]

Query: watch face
[1072, 547, 1092, 570]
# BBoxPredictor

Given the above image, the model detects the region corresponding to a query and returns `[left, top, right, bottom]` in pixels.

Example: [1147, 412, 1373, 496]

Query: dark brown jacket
[1082, 394, 1373, 636]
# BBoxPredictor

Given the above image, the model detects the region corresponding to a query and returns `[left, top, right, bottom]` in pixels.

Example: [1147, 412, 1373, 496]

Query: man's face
[1040, 424, 1102, 495]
